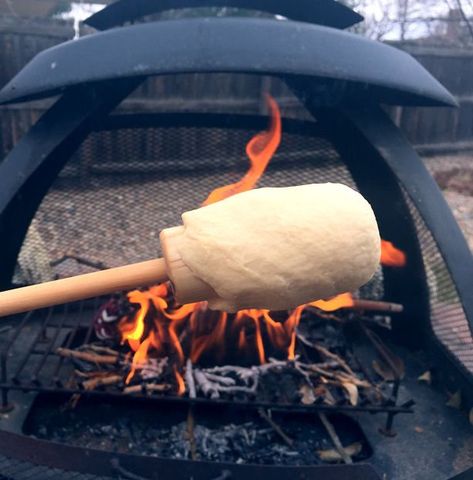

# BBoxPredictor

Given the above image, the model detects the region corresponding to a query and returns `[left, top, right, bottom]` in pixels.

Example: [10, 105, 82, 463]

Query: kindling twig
[123, 383, 171, 394]
[186, 406, 198, 460]
[50, 254, 109, 271]
[80, 344, 120, 356]
[82, 375, 122, 391]
[258, 408, 294, 447]
[186, 359, 197, 399]
[318, 412, 352, 465]
[56, 348, 118, 365]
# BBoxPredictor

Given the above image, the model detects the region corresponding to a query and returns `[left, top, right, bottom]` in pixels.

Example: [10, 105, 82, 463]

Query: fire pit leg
[0, 357, 13, 413]
[379, 381, 400, 437]
[0, 388, 13, 413]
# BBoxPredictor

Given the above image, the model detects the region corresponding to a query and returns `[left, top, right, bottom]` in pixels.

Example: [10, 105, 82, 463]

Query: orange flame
[118, 95, 407, 390]
[380, 240, 406, 267]
[203, 94, 281, 205]
[309, 293, 355, 312]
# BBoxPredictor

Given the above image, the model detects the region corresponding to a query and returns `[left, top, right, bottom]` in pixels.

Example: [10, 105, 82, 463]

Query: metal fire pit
[0, 1, 472, 479]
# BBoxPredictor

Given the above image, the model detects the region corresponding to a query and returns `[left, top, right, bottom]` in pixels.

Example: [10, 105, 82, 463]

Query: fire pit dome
[0, 1, 472, 479]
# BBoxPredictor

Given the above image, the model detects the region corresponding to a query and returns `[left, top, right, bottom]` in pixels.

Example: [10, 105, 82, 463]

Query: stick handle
[0, 258, 168, 318]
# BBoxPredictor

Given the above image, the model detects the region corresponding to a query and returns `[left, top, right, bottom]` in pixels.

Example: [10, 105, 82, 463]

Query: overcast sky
[66, 1, 473, 41]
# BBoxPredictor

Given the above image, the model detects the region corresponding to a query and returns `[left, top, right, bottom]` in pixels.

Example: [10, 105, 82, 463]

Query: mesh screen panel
[406, 193, 473, 374]
[15, 121, 356, 283]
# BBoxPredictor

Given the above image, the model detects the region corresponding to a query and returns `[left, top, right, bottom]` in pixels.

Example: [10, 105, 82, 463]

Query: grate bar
[10, 308, 55, 383]
[0, 381, 414, 416]
[0, 299, 415, 423]
[31, 303, 70, 385]
[52, 301, 86, 386]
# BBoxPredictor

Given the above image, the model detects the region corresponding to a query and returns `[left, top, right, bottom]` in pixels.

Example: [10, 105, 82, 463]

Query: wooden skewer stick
[0, 259, 168, 318]
[0, 226, 219, 318]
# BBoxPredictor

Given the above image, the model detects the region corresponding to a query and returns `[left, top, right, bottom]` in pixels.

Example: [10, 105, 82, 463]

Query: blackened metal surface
[0, 80, 141, 290]
[0, 19, 456, 107]
[84, 0, 363, 31]
[449, 468, 473, 479]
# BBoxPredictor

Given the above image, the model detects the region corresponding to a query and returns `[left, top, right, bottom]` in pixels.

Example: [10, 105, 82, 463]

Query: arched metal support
[338, 106, 473, 332]
[308, 106, 430, 348]
[0, 19, 456, 107]
[289, 90, 473, 392]
[0, 79, 142, 290]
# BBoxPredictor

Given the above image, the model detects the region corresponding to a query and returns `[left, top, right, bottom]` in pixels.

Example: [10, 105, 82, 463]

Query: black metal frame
[0, 19, 455, 107]
[0, 80, 142, 291]
[84, 0, 363, 30]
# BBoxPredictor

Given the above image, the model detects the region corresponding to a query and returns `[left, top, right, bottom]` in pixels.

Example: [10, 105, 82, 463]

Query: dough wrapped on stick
[0, 183, 380, 317]
[162, 183, 381, 311]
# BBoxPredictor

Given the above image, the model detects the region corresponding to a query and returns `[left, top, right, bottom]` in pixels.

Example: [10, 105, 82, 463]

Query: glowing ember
[118, 95, 407, 390]
[380, 240, 407, 267]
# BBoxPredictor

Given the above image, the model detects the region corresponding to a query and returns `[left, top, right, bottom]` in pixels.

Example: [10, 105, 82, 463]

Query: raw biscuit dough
[177, 183, 380, 312]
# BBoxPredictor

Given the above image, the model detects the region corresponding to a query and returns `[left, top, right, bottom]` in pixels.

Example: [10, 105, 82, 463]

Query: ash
[26, 398, 368, 465]
[165, 421, 324, 464]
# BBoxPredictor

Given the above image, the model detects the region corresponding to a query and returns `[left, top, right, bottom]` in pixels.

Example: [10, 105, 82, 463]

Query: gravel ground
[424, 154, 473, 252]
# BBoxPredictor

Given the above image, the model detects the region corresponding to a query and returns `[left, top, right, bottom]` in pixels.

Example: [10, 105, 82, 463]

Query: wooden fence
[1, 15, 472, 161]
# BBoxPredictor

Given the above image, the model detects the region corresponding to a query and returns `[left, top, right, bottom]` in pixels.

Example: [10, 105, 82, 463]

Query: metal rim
[0, 18, 456, 107]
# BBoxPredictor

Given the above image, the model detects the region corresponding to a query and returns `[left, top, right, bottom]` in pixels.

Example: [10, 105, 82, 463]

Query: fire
[380, 240, 406, 267]
[309, 293, 355, 312]
[118, 95, 407, 391]
[203, 94, 281, 205]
